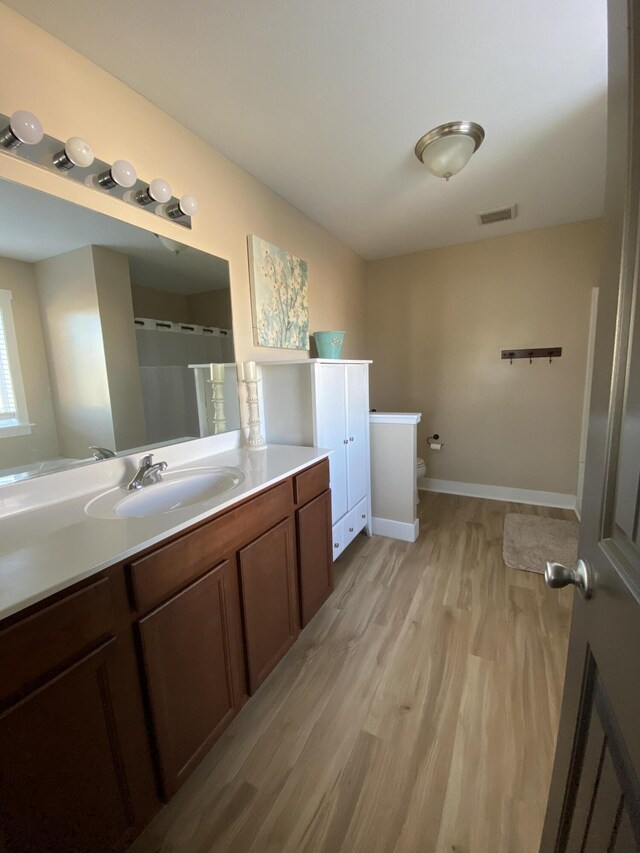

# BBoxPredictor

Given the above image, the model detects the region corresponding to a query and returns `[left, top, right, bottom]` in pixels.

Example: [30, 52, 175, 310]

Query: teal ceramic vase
[314, 331, 345, 359]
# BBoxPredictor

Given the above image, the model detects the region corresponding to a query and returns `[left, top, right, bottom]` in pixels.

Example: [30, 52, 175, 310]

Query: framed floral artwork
[247, 235, 309, 350]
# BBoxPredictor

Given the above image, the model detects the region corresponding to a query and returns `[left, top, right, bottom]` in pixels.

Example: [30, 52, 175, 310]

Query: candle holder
[242, 376, 266, 450]
[206, 377, 227, 435]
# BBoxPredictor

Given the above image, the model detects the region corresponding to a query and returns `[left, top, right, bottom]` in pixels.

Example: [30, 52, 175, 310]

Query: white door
[541, 2, 640, 846]
[345, 363, 368, 509]
[315, 364, 348, 522]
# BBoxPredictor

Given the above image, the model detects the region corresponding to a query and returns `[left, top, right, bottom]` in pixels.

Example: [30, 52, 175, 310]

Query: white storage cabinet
[260, 360, 372, 559]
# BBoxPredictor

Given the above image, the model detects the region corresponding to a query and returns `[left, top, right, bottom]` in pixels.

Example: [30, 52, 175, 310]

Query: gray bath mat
[503, 513, 579, 575]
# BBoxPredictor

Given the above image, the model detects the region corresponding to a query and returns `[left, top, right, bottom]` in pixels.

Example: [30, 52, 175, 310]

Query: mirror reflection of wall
[0, 178, 239, 485]
[129, 252, 234, 446]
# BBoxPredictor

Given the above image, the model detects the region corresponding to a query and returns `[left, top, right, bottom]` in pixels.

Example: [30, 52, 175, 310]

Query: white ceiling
[5, 0, 608, 259]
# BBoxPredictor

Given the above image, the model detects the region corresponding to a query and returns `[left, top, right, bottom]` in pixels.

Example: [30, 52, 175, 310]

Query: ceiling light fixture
[53, 136, 95, 170]
[155, 234, 189, 254]
[414, 121, 484, 181]
[0, 110, 44, 149]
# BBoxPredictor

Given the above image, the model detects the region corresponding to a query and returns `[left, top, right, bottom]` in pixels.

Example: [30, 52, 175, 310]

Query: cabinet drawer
[354, 497, 369, 532]
[344, 498, 368, 549]
[0, 577, 114, 704]
[331, 518, 345, 560]
[343, 507, 359, 547]
[129, 479, 294, 614]
[294, 458, 330, 506]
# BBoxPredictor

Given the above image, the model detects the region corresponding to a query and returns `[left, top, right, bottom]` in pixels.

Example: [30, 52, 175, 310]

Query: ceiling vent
[477, 204, 518, 225]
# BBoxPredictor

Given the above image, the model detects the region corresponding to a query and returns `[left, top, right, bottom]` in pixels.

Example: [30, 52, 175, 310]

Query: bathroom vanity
[0, 447, 332, 852]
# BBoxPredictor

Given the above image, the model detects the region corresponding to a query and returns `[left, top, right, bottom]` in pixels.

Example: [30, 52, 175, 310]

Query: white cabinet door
[315, 364, 348, 522]
[345, 363, 368, 509]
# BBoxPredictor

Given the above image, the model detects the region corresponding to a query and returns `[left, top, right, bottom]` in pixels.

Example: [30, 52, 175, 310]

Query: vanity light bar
[0, 109, 198, 230]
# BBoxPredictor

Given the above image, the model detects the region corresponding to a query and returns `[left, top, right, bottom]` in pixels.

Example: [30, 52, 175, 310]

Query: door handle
[545, 558, 593, 599]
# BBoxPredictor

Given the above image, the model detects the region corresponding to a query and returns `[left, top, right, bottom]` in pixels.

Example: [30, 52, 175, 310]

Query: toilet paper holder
[427, 434, 444, 450]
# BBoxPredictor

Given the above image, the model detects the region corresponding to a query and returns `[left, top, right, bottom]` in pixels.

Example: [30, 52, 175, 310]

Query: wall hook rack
[501, 347, 562, 365]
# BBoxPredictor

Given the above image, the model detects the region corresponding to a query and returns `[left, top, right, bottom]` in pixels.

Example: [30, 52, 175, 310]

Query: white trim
[368, 412, 422, 425]
[256, 359, 373, 365]
[371, 516, 419, 542]
[0, 423, 31, 438]
[0, 289, 30, 438]
[576, 287, 599, 519]
[418, 477, 576, 510]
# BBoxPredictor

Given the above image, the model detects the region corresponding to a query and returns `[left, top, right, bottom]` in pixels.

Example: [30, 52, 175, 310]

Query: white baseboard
[417, 477, 576, 510]
[371, 516, 419, 542]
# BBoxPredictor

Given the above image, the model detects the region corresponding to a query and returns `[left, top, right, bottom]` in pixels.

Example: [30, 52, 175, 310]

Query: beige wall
[366, 220, 604, 495]
[92, 247, 147, 451]
[130, 285, 190, 325]
[0, 5, 367, 363]
[36, 246, 148, 458]
[187, 289, 233, 330]
[36, 247, 115, 458]
[0, 257, 60, 468]
[131, 284, 233, 330]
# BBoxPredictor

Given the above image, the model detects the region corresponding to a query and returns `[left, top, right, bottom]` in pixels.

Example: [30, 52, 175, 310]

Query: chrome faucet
[126, 454, 168, 491]
[90, 446, 116, 461]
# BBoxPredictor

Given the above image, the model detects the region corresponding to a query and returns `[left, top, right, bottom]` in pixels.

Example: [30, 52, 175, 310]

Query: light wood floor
[131, 493, 574, 853]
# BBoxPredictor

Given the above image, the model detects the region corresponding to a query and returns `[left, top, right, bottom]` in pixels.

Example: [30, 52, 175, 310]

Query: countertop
[368, 412, 422, 424]
[0, 444, 329, 623]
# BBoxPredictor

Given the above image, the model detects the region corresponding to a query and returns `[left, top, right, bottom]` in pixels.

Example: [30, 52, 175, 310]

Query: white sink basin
[85, 467, 245, 519]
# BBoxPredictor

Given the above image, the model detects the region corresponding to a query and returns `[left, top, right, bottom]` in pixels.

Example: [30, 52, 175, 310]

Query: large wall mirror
[0, 178, 239, 486]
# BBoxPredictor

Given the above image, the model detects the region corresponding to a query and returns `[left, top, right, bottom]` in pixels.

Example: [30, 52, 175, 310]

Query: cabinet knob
[343, 439, 348, 444]
[361, 514, 366, 519]
[349, 436, 354, 442]
[334, 542, 339, 548]
[349, 527, 354, 532]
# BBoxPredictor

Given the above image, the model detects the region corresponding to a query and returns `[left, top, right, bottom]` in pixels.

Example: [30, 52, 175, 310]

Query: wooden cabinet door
[239, 517, 300, 693]
[138, 560, 244, 800]
[345, 362, 369, 509]
[297, 490, 334, 626]
[314, 363, 348, 522]
[0, 639, 135, 853]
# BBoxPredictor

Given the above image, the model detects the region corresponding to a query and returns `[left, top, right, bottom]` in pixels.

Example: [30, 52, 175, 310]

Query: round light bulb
[1, 110, 44, 148]
[10, 110, 43, 145]
[110, 159, 137, 188]
[179, 194, 198, 216]
[148, 178, 172, 203]
[65, 136, 94, 168]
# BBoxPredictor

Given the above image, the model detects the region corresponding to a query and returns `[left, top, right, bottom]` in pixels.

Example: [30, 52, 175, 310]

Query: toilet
[416, 456, 426, 503]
